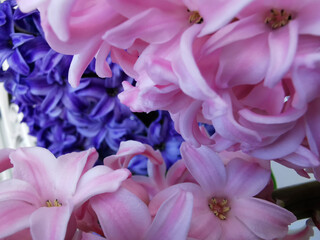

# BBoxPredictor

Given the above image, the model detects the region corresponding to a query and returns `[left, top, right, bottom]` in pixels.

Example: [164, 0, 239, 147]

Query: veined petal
[265, 20, 299, 88]
[0, 179, 41, 205]
[181, 142, 226, 195]
[144, 191, 193, 240]
[0, 200, 35, 239]
[91, 188, 151, 240]
[224, 159, 270, 198]
[72, 167, 130, 207]
[30, 206, 72, 240]
[233, 198, 296, 239]
[10, 147, 57, 201]
[55, 148, 98, 196]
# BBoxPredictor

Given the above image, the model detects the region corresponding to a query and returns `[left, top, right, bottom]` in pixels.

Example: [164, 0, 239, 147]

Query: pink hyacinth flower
[150, 143, 296, 239]
[0, 147, 130, 239]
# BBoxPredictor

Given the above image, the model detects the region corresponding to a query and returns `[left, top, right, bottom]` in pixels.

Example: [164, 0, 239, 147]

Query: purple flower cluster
[0, 1, 184, 175]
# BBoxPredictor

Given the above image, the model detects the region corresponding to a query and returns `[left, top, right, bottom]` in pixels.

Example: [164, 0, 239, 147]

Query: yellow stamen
[46, 199, 62, 207]
[188, 10, 203, 24]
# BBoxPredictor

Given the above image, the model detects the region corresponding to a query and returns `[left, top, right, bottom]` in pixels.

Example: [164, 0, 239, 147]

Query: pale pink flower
[0, 147, 130, 239]
[91, 187, 193, 240]
[150, 143, 296, 239]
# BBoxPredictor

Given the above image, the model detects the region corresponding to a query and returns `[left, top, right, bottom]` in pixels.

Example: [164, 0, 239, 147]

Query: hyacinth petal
[104, 140, 163, 169]
[54, 148, 98, 196]
[199, 0, 255, 36]
[203, 14, 266, 55]
[149, 183, 205, 217]
[216, 34, 269, 88]
[0, 148, 13, 173]
[166, 160, 188, 186]
[95, 41, 112, 78]
[181, 142, 226, 194]
[233, 198, 296, 239]
[111, 47, 138, 78]
[0, 200, 36, 239]
[10, 147, 58, 200]
[68, 38, 102, 88]
[16, 0, 45, 12]
[72, 167, 130, 207]
[103, 8, 185, 49]
[224, 159, 270, 198]
[7, 49, 30, 75]
[147, 160, 167, 191]
[47, 0, 77, 41]
[298, 1, 320, 36]
[220, 216, 257, 240]
[264, 20, 299, 88]
[282, 146, 319, 168]
[249, 120, 305, 160]
[0, 179, 41, 204]
[173, 24, 215, 100]
[91, 188, 151, 240]
[171, 101, 213, 147]
[305, 99, 320, 156]
[30, 206, 72, 240]
[144, 191, 193, 240]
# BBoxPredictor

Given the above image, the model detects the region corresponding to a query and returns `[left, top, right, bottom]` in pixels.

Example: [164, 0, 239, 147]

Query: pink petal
[0, 148, 13, 173]
[199, 0, 255, 36]
[233, 198, 296, 239]
[47, 0, 77, 41]
[0, 179, 41, 205]
[147, 160, 167, 191]
[91, 188, 151, 240]
[72, 167, 130, 207]
[224, 159, 270, 198]
[305, 99, 320, 156]
[298, 1, 320, 36]
[264, 20, 299, 88]
[30, 206, 72, 240]
[220, 216, 257, 240]
[149, 183, 206, 217]
[111, 47, 138, 79]
[165, 160, 189, 186]
[95, 42, 112, 78]
[10, 147, 58, 200]
[188, 212, 221, 240]
[144, 191, 193, 240]
[248, 120, 305, 160]
[68, 38, 103, 88]
[215, 34, 269, 88]
[104, 140, 163, 169]
[103, 8, 186, 49]
[73, 230, 106, 240]
[281, 145, 319, 168]
[203, 14, 266, 54]
[55, 148, 98, 196]
[181, 142, 226, 195]
[0, 200, 35, 239]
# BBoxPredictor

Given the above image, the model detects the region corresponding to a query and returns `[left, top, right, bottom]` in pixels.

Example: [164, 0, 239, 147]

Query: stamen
[188, 10, 203, 24]
[46, 199, 62, 207]
[208, 197, 231, 220]
[265, 8, 292, 30]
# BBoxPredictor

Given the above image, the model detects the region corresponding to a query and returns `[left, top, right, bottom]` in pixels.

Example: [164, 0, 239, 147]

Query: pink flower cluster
[17, 0, 320, 178]
[0, 142, 298, 239]
[7, 0, 320, 239]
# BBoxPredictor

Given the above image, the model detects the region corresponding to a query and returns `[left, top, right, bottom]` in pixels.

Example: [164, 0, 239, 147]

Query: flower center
[208, 197, 230, 220]
[188, 10, 203, 24]
[46, 199, 62, 207]
[265, 9, 292, 29]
